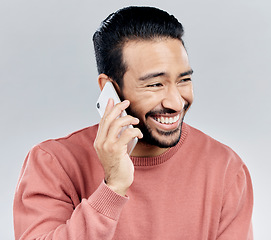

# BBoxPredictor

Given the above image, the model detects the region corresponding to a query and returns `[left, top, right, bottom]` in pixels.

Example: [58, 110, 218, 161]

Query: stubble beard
[138, 117, 184, 148]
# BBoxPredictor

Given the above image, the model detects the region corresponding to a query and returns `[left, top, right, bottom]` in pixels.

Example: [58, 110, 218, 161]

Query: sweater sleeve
[13, 145, 128, 240]
[216, 164, 253, 240]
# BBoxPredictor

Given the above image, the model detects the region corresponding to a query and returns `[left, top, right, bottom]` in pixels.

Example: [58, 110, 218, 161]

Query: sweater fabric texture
[13, 123, 253, 239]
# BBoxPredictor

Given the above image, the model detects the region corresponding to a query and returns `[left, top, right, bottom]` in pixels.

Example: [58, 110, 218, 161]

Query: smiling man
[121, 39, 193, 150]
[14, 6, 253, 240]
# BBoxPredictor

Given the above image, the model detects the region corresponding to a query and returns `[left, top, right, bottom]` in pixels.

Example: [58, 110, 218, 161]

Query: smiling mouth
[153, 114, 180, 125]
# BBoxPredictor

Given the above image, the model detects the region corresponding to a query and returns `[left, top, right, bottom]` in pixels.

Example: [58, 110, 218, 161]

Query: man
[14, 6, 253, 239]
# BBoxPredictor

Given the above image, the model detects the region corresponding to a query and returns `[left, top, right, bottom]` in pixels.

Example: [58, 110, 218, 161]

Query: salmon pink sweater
[13, 123, 253, 239]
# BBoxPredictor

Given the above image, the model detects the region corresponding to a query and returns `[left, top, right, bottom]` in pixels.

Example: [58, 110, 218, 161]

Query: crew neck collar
[131, 123, 189, 167]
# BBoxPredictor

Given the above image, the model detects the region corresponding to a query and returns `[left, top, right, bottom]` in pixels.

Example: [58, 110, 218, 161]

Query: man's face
[121, 38, 194, 148]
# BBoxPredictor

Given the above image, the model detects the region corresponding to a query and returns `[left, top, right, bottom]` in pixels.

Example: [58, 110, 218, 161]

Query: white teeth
[174, 115, 180, 122]
[155, 115, 180, 124]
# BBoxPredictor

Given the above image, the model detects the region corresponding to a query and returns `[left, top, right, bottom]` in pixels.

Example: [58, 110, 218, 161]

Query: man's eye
[178, 78, 191, 83]
[147, 83, 163, 87]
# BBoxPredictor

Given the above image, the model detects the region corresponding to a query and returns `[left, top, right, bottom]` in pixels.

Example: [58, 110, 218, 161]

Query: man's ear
[98, 74, 110, 91]
[98, 74, 122, 97]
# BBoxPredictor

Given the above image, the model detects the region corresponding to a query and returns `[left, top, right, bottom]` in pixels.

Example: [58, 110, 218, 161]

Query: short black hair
[93, 6, 185, 88]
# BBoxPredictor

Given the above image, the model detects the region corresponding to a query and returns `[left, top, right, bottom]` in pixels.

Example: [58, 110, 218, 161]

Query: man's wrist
[105, 180, 129, 197]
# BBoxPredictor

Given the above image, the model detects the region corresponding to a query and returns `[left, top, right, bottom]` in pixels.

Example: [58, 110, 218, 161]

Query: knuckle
[94, 141, 103, 153]
[113, 103, 122, 112]
[93, 140, 99, 149]
[136, 128, 142, 134]
[129, 115, 135, 120]
[103, 116, 110, 123]
[103, 141, 109, 150]
[104, 142, 115, 153]
[123, 127, 134, 136]
[111, 118, 120, 128]
[111, 144, 118, 153]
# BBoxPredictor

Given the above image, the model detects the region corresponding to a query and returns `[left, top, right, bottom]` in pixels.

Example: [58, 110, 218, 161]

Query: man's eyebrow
[178, 69, 194, 78]
[139, 72, 166, 81]
[138, 69, 194, 81]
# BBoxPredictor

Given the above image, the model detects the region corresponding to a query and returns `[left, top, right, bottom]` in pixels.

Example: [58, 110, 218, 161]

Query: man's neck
[131, 141, 169, 157]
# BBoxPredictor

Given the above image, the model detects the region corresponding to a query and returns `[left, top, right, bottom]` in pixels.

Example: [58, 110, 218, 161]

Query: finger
[96, 99, 130, 144]
[107, 115, 140, 140]
[117, 127, 143, 146]
[99, 100, 130, 136]
[102, 98, 115, 118]
[104, 99, 130, 122]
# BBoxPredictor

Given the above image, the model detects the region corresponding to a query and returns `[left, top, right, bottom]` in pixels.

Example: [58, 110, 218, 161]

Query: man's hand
[94, 99, 143, 196]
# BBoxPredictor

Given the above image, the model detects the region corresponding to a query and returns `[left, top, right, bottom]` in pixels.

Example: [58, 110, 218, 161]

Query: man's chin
[142, 134, 181, 148]
[139, 122, 183, 148]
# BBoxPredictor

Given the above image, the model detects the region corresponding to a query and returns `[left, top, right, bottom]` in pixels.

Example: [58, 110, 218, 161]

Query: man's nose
[161, 85, 185, 112]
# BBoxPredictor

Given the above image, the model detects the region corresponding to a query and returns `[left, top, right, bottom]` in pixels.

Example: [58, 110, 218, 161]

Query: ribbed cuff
[88, 181, 129, 221]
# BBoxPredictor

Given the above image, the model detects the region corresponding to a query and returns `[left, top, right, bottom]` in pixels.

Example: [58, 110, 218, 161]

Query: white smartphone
[96, 81, 138, 155]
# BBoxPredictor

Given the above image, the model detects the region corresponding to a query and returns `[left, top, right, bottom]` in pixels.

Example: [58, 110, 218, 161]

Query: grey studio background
[1, 0, 270, 239]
